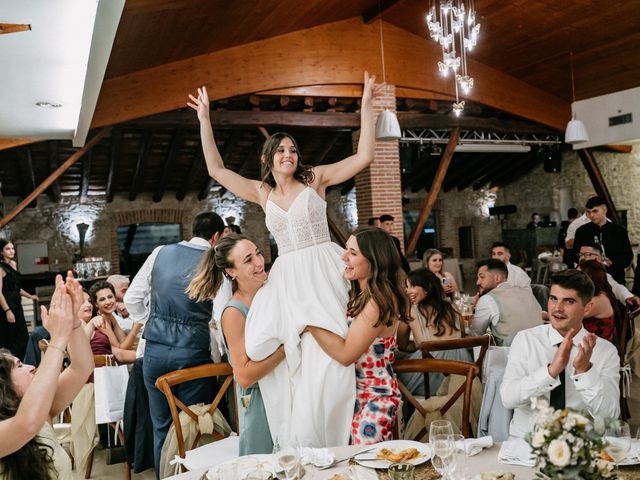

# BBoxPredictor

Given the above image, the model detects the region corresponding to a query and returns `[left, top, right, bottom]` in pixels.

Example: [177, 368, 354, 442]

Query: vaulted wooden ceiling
[1, 0, 637, 205]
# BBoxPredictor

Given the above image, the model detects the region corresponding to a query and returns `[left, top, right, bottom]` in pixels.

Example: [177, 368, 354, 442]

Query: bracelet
[3, 308, 10, 313]
[47, 343, 67, 356]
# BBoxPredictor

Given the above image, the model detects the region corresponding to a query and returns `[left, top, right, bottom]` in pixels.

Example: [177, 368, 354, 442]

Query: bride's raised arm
[188, 86, 264, 204]
[314, 71, 385, 189]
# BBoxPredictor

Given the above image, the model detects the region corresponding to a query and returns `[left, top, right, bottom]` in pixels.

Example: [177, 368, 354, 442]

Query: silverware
[315, 446, 378, 471]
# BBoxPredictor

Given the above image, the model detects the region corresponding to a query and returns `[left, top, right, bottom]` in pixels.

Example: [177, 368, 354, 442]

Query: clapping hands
[41, 275, 74, 347]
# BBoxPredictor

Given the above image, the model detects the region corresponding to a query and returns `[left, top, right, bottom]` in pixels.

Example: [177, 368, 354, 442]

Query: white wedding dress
[244, 186, 356, 447]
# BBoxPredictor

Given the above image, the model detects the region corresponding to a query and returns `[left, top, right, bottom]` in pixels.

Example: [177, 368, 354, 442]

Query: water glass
[273, 436, 299, 480]
[449, 434, 469, 480]
[605, 421, 631, 474]
[388, 462, 415, 480]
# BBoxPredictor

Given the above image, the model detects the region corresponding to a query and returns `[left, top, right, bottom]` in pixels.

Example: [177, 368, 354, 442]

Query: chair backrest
[155, 362, 237, 462]
[530, 284, 550, 311]
[419, 334, 489, 398]
[394, 358, 479, 439]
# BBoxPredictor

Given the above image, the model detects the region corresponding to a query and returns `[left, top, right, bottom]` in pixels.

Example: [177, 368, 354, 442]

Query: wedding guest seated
[306, 227, 410, 445]
[471, 259, 542, 346]
[397, 268, 472, 395]
[491, 242, 531, 289]
[500, 270, 620, 438]
[578, 243, 639, 308]
[577, 260, 621, 345]
[422, 249, 459, 295]
[0, 273, 93, 479]
[107, 274, 137, 335]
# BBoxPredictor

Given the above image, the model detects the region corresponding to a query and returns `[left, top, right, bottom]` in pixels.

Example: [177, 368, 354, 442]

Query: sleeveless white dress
[244, 187, 356, 447]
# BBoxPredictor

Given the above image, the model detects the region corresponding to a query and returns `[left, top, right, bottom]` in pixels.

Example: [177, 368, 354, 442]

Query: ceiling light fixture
[564, 52, 589, 144]
[426, 0, 480, 117]
[35, 101, 63, 108]
[374, 0, 402, 141]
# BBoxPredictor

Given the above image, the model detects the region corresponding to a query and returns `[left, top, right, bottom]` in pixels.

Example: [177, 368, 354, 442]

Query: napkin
[299, 447, 335, 467]
[350, 465, 378, 480]
[457, 436, 494, 456]
[497, 439, 535, 467]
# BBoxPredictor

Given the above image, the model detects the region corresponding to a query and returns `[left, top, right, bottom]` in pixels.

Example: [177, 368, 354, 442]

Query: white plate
[354, 440, 432, 469]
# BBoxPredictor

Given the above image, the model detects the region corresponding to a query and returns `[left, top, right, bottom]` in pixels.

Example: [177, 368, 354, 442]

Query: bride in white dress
[188, 72, 383, 446]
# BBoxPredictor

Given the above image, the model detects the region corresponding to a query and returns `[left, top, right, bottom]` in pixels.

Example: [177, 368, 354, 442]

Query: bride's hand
[361, 71, 385, 107]
[187, 86, 210, 122]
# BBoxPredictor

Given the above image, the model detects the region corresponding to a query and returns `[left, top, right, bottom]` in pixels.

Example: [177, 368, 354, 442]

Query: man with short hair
[471, 259, 542, 346]
[107, 274, 134, 333]
[379, 214, 410, 273]
[367, 216, 380, 227]
[124, 211, 225, 476]
[573, 196, 632, 284]
[578, 243, 639, 307]
[491, 242, 531, 289]
[500, 270, 620, 438]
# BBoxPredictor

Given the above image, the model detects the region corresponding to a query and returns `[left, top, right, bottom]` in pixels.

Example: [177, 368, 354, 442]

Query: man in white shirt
[500, 269, 620, 438]
[107, 274, 135, 334]
[491, 242, 531, 289]
[577, 243, 639, 308]
[471, 259, 542, 346]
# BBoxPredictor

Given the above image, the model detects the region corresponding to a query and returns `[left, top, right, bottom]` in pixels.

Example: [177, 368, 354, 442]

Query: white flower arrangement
[525, 398, 615, 479]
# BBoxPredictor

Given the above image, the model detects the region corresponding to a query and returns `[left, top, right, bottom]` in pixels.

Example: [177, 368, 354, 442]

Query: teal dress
[221, 299, 274, 455]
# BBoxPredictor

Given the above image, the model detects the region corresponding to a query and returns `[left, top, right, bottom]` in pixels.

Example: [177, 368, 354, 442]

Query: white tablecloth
[164, 442, 535, 479]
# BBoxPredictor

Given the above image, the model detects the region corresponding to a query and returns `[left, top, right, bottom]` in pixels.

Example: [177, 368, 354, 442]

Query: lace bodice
[265, 187, 331, 255]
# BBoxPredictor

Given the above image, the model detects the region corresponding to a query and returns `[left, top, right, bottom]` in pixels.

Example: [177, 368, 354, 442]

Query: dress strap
[222, 299, 249, 319]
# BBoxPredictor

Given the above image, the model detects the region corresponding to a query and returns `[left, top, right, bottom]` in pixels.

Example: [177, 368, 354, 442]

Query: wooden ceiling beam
[92, 18, 569, 131]
[406, 128, 460, 256]
[106, 127, 121, 203]
[362, 0, 402, 23]
[47, 142, 61, 203]
[129, 131, 153, 201]
[491, 155, 542, 189]
[176, 149, 202, 201]
[79, 151, 92, 204]
[472, 155, 527, 191]
[455, 155, 502, 191]
[0, 128, 111, 227]
[153, 129, 184, 202]
[0, 138, 35, 152]
[18, 147, 36, 201]
[198, 132, 240, 200]
[0, 23, 31, 34]
[442, 156, 483, 192]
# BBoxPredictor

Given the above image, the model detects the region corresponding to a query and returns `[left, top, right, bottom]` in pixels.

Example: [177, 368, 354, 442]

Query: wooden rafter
[455, 155, 502, 191]
[153, 129, 184, 202]
[129, 131, 153, 201]
[176, 149, 203, 201]
[18, 147, 36, 200]
[79, 150, 92, 204]
[106, 127, 121, 203]
[442, 157, 483, 192]
[0, 23, 31, 35]
[578, 148, 621, 225]
[313, 132, 342, 166]
[362, 0, 402, 23]
[406, 128, 460, 256]
[471, 155, 523, 190]
[47, 141, 61, 202]
[0, 128, 111, 227]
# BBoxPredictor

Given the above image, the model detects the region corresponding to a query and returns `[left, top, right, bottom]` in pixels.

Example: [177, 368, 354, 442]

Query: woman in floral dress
[307, 227, 410, 444]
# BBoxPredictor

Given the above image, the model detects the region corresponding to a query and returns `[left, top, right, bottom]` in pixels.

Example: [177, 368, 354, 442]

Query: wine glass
[429, 421, 454, 479]
[605, 421, 631, 475]
[273, 435, 299, 480]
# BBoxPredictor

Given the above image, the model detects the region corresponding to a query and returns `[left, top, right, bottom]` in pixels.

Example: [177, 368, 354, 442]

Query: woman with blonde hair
[422, 248, 459, 295]
[188, 234, 284, 454]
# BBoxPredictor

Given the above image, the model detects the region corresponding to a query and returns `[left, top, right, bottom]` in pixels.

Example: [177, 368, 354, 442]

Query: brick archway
[109, 209, 189, 274]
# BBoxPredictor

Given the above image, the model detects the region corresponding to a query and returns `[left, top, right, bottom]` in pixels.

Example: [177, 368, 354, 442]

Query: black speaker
[488, 205, 517, 216]
[543, 148, 562, 173]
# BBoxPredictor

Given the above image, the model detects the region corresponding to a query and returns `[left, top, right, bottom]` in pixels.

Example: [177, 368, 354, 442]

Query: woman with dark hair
[0, 273, 93, 479]
[0, 239, 39, 360]
[397, 268, 472, 394]
[188, 234, 284, 455]
[188, 73, 383, 447]
[422, 248, 459, 295]
[578, 260, 621, 344]
[306, 228, 410, 445]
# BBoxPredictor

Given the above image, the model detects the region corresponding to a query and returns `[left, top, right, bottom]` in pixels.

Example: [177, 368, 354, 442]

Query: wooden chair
[419, 334, 490, 400]
[394, 358, 479, 440]
[155, 362, 237, 472]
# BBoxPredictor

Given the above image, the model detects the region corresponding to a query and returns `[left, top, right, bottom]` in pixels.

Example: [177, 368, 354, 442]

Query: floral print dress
[351, 335, 401, 444]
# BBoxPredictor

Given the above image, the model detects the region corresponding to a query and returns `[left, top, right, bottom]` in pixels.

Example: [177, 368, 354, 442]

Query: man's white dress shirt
[500, 324, 620, 438]
[564, 213, 590, 244]
[607, 273, 632, 303]
[505, 262, 531, 289]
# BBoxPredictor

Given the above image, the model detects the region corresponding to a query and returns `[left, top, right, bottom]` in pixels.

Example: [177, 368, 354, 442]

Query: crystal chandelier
[426, 0, 480, 116]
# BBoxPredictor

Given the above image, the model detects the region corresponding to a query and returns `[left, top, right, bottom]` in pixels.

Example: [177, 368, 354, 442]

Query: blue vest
[142, 241, 213, 351]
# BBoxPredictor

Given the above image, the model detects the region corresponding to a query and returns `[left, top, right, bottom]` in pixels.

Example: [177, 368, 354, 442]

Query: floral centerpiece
[525, 398, 615, 479]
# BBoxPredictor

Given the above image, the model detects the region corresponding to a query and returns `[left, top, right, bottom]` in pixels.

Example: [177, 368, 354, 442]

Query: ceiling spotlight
[36, 101, 63, 108]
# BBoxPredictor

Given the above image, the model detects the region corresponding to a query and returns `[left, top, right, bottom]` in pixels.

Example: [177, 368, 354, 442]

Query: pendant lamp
[564, 53, 589, 145]
[374, 3, 401, 141]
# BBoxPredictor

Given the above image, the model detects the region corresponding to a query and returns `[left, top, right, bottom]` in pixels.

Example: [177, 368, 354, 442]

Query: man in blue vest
[125, 211, 225, 476]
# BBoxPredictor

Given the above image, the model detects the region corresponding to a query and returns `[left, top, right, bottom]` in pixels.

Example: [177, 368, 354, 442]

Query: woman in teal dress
[188, 234, 285, 455]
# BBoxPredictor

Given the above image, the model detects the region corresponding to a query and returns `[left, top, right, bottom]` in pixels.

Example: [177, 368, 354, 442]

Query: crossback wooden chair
[155, 362, 237, 470]
[394, 358, 479, 440]
[618, 305, 639, 420]
[419, 334, 490, 400]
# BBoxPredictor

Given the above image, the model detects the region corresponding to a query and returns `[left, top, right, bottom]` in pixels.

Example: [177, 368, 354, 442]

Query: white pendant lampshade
[564, 117, 589, 144]
[375, 109, 401, 140]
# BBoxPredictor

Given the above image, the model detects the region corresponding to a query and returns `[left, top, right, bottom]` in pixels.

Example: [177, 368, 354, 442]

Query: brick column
[354, 84, 404, 249]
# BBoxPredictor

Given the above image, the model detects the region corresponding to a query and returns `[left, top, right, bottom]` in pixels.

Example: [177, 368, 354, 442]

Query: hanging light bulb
[374, 2, 401, 141]
[564, 52, 589, 145]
